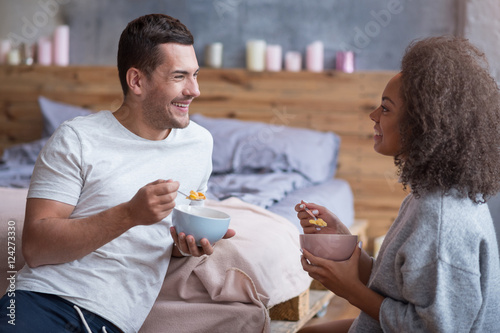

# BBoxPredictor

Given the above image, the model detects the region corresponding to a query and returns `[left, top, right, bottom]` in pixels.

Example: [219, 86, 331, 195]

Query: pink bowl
[299, 234, 358, 261]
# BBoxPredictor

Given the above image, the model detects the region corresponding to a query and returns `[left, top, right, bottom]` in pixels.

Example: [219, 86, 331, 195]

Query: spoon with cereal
[178, 190, 206, 201]
[301, 200, 327, 230]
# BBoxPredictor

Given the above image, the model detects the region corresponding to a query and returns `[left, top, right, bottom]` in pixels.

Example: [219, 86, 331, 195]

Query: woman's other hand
[301, 242, 363, 299]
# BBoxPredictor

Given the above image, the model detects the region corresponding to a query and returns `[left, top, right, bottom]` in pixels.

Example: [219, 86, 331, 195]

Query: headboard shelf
[0, 65, 406, 250]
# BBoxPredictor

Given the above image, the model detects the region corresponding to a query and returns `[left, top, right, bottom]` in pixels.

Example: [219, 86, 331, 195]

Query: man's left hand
[170, 227, 236, 257]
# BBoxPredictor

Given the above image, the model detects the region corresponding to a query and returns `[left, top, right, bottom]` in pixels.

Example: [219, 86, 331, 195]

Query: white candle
[285, 51, 302, 72]
[0, 40, 10, 64]
[37, 37, 52, 66]
[53, 25, 69, 66]
[7, 49, 21, 65]
[306, 41, 324, 72]
[204, 42, 223, 68]
[246, 39, 266, 72]
[266, 44, 282, 72]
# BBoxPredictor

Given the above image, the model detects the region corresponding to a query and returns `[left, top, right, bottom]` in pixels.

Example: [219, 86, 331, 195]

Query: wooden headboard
[0, 65, 406, 250]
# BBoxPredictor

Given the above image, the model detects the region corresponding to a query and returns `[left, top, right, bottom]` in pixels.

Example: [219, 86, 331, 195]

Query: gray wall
[57, 0, 457, 70]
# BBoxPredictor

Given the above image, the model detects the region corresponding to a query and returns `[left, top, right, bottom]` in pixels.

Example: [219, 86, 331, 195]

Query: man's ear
[126, 67, 144, 96]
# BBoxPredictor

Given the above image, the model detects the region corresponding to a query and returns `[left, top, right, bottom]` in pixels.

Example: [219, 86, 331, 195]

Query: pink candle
[285, 51, 301, 72]
[266, 45, 282, 72]
[306, 41, 324, 72]
[336, 51, 354, 73]
[37, 37, 52, 66]
[0, 40, 10, 64]
[53, 25, 69, 66]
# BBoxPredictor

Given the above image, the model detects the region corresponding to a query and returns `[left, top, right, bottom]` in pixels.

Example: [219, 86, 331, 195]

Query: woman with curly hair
[297, 36, 500, 332]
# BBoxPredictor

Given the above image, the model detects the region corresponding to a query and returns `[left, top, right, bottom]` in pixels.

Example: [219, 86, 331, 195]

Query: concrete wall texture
[0, 0, 498, 76]
[1, 0, 458, 70]
[463, 0, 500, 82]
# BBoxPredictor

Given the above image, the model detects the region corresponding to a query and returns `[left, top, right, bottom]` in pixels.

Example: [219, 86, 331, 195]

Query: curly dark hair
[117, 14, 194, 96]
[397, 36, 500, 203]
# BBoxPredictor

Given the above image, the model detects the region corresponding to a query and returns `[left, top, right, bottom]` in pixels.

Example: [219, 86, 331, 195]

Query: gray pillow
[191, 114, 341, 184]
[0, 97, 93, 188]
[38, 96, 92, 137]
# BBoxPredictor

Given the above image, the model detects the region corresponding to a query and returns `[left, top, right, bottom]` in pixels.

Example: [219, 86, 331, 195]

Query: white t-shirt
[16, 110, 213, 333]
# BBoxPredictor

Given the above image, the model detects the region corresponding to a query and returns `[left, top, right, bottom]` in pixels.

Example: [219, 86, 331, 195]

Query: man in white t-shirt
[0, 14, 235, 333]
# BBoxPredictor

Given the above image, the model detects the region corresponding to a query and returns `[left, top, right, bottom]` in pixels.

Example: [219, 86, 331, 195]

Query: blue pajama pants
[0, 290, 123, 333]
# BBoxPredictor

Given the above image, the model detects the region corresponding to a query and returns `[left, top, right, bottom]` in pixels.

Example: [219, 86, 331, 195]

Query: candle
[336, 51, 354, 73]
[285, 51, 302, 72]
[306, 41, 324, 72]
[7, 49, 21, 65]
[265, 44, 282, 72]
[21, 43, 34, 65]
[246, 39, 266, 72]
[53, 25, 69, 66]
[0, 40, 10, 64]
[204, 42, 223, 68]
[37, 37, 52, 66]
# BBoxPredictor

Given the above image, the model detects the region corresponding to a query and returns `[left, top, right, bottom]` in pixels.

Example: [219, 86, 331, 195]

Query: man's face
[142, 43, 200, 131]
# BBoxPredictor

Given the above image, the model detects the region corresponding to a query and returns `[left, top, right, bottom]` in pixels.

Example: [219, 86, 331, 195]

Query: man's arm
[22, 179, 179, 267]
[23, 199, 135, 267]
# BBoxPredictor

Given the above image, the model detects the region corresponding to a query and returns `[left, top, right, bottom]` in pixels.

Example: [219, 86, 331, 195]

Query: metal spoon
[178, 190, 204, 201]
[301, 201, 324, 231]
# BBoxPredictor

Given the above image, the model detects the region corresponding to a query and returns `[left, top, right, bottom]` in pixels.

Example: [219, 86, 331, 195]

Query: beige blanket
[140, 198, 311, 333]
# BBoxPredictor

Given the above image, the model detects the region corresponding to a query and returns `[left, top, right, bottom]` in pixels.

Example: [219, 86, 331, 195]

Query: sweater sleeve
[379, 259, 482, 332]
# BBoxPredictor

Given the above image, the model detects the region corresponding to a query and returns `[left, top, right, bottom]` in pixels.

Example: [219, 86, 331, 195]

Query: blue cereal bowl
[173, 205, 231, 246]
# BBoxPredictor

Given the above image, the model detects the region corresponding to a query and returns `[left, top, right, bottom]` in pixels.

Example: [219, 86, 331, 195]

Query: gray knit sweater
[349, 191, 500, 332]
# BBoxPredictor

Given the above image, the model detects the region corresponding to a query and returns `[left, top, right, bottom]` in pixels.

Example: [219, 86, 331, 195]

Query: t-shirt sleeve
[28, 124, 83, 206]
[379, 259, 481, 332]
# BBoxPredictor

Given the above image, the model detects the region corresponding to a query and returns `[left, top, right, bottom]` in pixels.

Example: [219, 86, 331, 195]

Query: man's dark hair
[117, 14, 194, 95]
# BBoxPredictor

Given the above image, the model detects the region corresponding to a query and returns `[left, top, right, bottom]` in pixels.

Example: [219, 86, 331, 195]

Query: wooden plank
[270, 290, 335, 333]
[269, 289, 309, 321]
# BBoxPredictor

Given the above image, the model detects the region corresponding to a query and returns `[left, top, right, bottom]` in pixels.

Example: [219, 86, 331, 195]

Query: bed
[0, 83, 357, 332]
[0, 96, 355, 229]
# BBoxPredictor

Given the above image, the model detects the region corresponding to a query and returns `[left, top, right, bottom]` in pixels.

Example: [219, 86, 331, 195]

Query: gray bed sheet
[0, 138, 48, 188]
[206, 171, 312, 208]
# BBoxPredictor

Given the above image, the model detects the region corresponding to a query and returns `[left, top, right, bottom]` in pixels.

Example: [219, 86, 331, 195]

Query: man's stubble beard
[143, 93, 189, 131]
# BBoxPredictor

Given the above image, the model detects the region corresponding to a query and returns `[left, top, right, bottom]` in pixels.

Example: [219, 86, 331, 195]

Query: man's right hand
[22, 179, 179, 267]
[125, 179, 179, 226]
